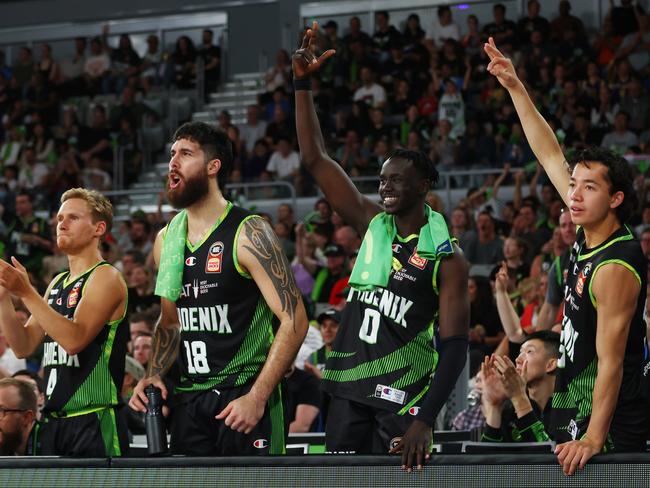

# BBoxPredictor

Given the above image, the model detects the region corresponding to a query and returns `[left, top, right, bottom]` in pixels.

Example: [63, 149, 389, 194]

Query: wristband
[293, 78, 312, 91]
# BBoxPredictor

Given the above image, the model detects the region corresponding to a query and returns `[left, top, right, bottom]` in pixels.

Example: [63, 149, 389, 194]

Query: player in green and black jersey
[486, 38, 649, 475]
[0, 188, 129, 456]
[294, 24, 469, 470]
[129, 122, 308, 456]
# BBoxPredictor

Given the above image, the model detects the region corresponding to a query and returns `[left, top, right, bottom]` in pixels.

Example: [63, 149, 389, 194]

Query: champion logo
[56, 297, 63, 306]
[408, 407, 420, 416]
[253, 439, 268, 449]
[392, 243, 402, 253]
[185, 256, 197, 266]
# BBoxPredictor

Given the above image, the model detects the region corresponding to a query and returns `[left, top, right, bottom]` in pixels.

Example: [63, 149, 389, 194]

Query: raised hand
[292, 21, 336, 79]
[484, 37, 519, 90]
[495, 261, 509, 294]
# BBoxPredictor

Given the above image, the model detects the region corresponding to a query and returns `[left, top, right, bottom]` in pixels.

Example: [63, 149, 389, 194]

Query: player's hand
[215, 390, 265, 434]
[389, 419, 432, 472]
[555, 437, 601, 475]
[484, 37, 519, 90]
[495, 261, 509, 294]
[480, 356, 507, 407]
[0, 257, 35, 299]
[129, 374, 168, 412]
[292, 21, 336, 79]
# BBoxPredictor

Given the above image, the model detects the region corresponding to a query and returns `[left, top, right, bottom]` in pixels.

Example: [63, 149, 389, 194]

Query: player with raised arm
[0, 188, 129, 456]
[293, 23, 469, 471]
[129, 122, 308, 455]
[485, 37, 648, 475]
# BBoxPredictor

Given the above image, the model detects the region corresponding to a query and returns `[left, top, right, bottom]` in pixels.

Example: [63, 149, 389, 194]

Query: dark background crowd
[1, 0, 650, 437]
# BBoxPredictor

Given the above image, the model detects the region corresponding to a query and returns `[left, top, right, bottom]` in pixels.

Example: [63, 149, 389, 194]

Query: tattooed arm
[129, 229, 181, 412]
[215, 216, 309, 433]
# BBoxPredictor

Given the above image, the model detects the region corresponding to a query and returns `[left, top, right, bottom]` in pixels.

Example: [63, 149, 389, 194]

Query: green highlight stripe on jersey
[552, 358, 598, 419]
[269, 385, 285, 455]
[98, 407, 121, 456]
[587, 259, 641, 309]
[186, 201, 233, 253]
[323, 326, 437, 393]
[63, 260, 106, 288]
[233, 215, 258, 278]
[176, 297, 274, 392]
[577, 227, 634, 262]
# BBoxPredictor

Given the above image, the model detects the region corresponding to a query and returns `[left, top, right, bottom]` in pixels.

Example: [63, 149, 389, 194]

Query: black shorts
[325, 396, 414, 454]
[36, 407, 128, 456]
[169, 383, 285, 456]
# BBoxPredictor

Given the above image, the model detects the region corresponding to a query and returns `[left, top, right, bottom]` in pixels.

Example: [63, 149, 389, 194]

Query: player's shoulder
[88, 263, 127, 291]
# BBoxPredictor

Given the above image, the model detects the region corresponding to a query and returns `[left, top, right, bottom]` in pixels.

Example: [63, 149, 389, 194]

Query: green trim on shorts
[268, 385, 285, 455]
[97, 407, 121, 456]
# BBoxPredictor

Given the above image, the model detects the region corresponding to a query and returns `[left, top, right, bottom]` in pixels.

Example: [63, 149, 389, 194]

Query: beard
[0, 427, 23, 455]
[166, 167, 211, 209]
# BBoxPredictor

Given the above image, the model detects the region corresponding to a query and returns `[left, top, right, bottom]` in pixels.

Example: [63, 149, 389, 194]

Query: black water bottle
[145, 385, 168, 455]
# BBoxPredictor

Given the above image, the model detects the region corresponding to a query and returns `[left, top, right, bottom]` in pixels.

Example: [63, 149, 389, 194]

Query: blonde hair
[61, 188, 114, 236]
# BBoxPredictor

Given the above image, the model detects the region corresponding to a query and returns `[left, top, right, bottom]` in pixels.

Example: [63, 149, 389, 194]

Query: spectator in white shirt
[427, 6, 461, 47]
[267, 137, 301, 179]
[353, 67, 386, 109]
[601, 111, 639, 152]
[239, 105, 268, 154]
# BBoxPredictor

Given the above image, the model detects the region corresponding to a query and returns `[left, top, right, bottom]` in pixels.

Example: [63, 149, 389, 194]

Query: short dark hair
[523, 330, 561, 359]
[376, 10, 389, 20]
[494, 3, 506, 13]
[386, 148, 439, 188]
[0, 378, 38, 413]
[11, 370, 45, 394]
[173, 121, 233, 191]
[568, 147, 638, 224]
[438, 6, 451, 16]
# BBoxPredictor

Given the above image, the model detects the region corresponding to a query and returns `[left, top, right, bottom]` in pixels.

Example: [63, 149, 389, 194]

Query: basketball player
[129, 122, 308, 455]
[293, 24, 469, 471]
[0, 188, 129, 456]
[485, 37, 648, 475]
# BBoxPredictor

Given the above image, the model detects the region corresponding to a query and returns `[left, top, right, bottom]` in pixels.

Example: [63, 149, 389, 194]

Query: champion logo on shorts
[389, 437, 402, 450]
[253, 439, 268, 449]
[408, 407, 420, 416]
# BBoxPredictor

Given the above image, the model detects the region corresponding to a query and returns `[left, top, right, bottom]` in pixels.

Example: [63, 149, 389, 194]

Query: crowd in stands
[1, 0, 650, 441]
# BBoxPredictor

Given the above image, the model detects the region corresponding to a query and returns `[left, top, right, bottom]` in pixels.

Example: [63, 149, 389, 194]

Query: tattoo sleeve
[148, 320, 181, 377]
[243, 217, 302, 330]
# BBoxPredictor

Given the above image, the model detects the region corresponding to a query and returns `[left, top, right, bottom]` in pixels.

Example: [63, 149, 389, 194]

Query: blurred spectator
[17, 146, 49, 191]
[305, 309, 341, 376]
[37, 44, 60, 86]
[78, 105, 112, 167]
[461, 15, 483, 58]
[457, 119, 497, 167]
[427, 6, 461, 47]
[372, 11, 403, 65]
[0, 126, 24, 168]
[242, 138, 270, 181]
[464, 211, 504, 265]
[140, 35, 163, 88]
[619, 78, 649, 132]
[550, 0, 586, 42]
[59, 37, 86, 97]
[11, 370, 45, 420]
[29, 122, 54, 164]
[0, 332, 26, 378]
[438, 78, 466, 139]
[343, 16, 372, 51]
[292, 222, 319, 296]
[430, 119, 458, 169]
[104, 32, 141, 94]
[565, 113, 599, 150]
[170, 35, 197, 89]
[482, 3, 517, 46]
[5, 191, 52, 278]
[320, 21, 346, 89]
[123, 217, 153, 256]
[129, 310, 155, 348]
[199, 29, 221, 94]
[468, 275, 503, 357]
[12, 47, 34, 88]
[274, 220, 295, 261]
[80, 155, 111, 191]
[0, 378, 37, 455]
[109, 86, 154, 130]
[285, 365, 321, 433]
[264, 49, 291, 97]
[403, 13, 426, 48]
[265, 105, 294, 144]
[517, 0, 550, 45]
[83, 37, 111, 95]
[335, 129, 368, 174]
[127, 263, 158, 313]
[601, 110, 639, 151]
[616, 13, 650, 73]
[333, 225, 361, 256]
[353, 66, 386, 109]
[610, 0, 643, 37]
[239, 105, 267, 153]
[266, 136, 300, 180]
[310, 244, 347, 304]
[132, 333, 152, 368]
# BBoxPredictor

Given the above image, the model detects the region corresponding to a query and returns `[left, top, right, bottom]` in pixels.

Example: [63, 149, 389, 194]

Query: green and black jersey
[43, 261, 128, 415]
[321, 235, 448, 415]
[551, 225, 648, 448]
[173, 204, 275, 392]
[482, 398, 552, 443]
[308, 346, 329, 372]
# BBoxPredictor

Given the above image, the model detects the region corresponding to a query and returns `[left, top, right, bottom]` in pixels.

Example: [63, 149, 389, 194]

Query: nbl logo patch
[206, 241, 224, 273]
[575, 262, 592, 298]
[253, 439, 268, 449]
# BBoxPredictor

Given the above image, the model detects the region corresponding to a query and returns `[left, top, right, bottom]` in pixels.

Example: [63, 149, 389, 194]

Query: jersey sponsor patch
[206, 241, 224, 273]
[574, 262, 592, 297]
[408, 250, 427, 270]
[67, 281, 82, 308]
[374, 384, 406, 405]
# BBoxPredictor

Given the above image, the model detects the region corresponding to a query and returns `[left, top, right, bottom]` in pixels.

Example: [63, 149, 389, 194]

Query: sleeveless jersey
[321, 235, 445, 415]
[173, 204, 275, 392]
[43, 262, 128, 415]
[551, 225, 648, 444]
